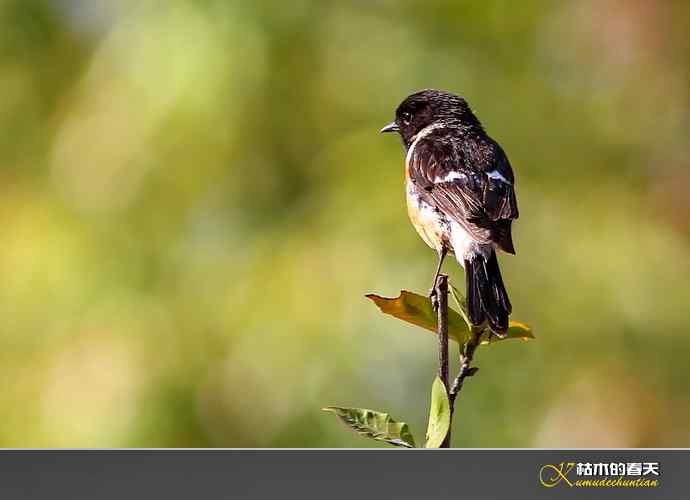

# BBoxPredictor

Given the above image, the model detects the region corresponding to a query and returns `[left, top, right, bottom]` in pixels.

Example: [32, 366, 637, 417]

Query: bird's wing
[407, 137, 519, 251]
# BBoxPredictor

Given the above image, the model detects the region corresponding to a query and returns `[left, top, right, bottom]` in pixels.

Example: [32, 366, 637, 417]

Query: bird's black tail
[465, 250, 511, 336]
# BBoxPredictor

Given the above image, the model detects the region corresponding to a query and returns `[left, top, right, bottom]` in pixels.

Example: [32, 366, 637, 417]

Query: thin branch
[449, 328, 481, 413]
[434, 274, 450, 447]
[436, 275, 483, 448]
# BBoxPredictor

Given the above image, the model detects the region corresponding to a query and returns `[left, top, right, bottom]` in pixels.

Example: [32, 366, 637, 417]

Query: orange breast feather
[405, 181, 445, 253]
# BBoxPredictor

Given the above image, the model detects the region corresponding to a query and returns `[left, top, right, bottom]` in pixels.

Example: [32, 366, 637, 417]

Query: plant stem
[436, 275, 482, 448]
[449, 328, 480, 414]
[434, 274, 450, 447]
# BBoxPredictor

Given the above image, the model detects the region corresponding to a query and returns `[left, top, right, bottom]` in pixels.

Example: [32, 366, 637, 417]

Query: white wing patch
[435, 171, 466, 183]
[486, 169, 512, 184]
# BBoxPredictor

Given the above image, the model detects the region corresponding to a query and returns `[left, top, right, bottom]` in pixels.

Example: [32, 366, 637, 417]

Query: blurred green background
[1, 0, 690, 447]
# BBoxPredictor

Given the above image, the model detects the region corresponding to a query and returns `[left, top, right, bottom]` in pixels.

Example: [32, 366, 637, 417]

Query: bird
[380, 89, 519, 336]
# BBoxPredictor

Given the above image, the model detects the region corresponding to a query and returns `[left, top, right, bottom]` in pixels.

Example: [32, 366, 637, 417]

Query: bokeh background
[1, 0, 690, 447]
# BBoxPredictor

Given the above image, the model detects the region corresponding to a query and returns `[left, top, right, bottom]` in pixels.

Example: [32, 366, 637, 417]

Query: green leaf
[425, 376, 451, 448]
[449, 284, 472, 330]
[366, 289, 534, 345]
[504, 320, 534, 344]
[322, 407, 416, 448]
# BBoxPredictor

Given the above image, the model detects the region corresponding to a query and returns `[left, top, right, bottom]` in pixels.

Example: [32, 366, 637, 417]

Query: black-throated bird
[381, 89, 519, 336]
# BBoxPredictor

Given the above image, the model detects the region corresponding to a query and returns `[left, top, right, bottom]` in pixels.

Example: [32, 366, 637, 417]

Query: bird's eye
[401, 111, 411, 124]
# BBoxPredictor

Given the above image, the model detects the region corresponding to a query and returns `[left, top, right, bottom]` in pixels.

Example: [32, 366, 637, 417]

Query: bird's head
[380, 89, 482, 147]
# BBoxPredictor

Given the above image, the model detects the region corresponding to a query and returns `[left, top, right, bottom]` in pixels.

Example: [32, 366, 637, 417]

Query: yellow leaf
[366, 290, 534, 344]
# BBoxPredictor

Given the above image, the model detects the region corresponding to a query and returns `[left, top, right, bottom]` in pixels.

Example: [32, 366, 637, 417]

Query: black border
[0, 449, 684, 499]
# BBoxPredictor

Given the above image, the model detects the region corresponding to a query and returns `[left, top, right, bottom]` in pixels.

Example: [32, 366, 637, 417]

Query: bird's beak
[380, 121, 399, 134]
